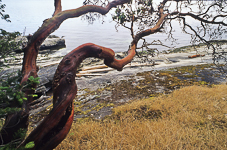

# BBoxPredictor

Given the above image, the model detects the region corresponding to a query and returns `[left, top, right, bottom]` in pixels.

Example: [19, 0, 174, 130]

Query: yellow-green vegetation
[68, 64, 222, 122]
[55, 84, 227, 150]
[92, 103, 114, 111]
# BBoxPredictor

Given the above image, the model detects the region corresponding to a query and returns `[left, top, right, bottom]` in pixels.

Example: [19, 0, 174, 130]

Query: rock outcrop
[15, 35, 66, 52]
[40, 35, 65, 50]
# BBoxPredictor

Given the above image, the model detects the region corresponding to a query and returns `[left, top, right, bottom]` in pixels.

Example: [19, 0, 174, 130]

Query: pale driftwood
[124, 62, 159, 68]
[78, 62, 159, 76]
[79, 68, 115, 74]
[82, 65, 108, 71]
[76, 73, 104, 77]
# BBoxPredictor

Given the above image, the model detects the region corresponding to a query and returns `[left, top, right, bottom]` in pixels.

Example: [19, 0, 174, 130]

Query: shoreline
[2, 40, 227, 94]
[26, 41, 227, 124]
[2, 39, 227, 70]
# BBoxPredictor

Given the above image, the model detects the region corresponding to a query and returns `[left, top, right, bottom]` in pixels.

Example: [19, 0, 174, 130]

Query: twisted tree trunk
[19, 6, 167, 148]
[0, 0, 168, 149]
[0, 0, 133, 147]
[20, 43, 137, 149]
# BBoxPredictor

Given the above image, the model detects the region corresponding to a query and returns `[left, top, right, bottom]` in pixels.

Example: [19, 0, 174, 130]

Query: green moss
[81, 109, 92, 115]
[74, 106, 82, 114]
[74, 101, 82, 105]
[107, 103, 114, 107]
[92, 102, 114, 111]
[92, 103, 105, 111]
[76, 117, 93, 123]
[199, 81, 208, 85]
[32, 63, 218, 123]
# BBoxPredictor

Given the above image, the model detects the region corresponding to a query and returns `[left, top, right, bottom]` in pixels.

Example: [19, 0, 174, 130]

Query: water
[1, 0, 225, 55]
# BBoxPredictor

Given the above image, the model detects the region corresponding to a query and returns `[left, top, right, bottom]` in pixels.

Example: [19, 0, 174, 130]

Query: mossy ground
[29, 63, 226, 125]
[68, 63, 225, 121]
[55, 84, 227, 150]
[26, 62, 227, 149]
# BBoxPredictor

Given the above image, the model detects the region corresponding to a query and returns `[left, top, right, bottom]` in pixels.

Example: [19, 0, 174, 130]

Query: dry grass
[55, 84, 227, 150]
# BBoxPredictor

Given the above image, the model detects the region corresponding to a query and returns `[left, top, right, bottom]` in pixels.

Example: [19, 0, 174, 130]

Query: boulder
[40, 36, 65, 50]
[15, 35, 66, 52]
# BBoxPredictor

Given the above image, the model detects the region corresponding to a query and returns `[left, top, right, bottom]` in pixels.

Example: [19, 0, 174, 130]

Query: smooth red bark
[1, 0, 168, 149]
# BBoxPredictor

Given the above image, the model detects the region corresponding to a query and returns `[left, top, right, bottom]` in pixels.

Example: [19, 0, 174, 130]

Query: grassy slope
[56, 84, 227, 150]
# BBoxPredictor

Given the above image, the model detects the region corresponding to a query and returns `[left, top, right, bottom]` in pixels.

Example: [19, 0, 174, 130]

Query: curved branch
[197, 3, 221, 17]
[170, 11, 227, 26]
[19, 43, 135, 149]
[212, 14, 227, 22]
[53, 0, 62, 16]
[20, 3, 169, 148]
[133, 5, 169, 43]
[16, 0, 170, 148]
[1, 0, 133, 147]
[22, 0, 132, 83]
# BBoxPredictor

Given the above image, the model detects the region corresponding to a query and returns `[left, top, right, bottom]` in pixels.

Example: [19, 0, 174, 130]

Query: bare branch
[53, 0, 62, 16]
[171, 11, 227, 26]
[133, 5, 169, 43]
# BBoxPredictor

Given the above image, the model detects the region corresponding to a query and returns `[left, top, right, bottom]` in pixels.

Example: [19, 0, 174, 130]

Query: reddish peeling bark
[19, 10, 167, 145]
[3, 0, 225, 148]
[1, 0, 168, 149]
[18, 0, 226, 149]
[19, 43, 138, 149]
[53, 0, 62, 16]
[0, 0, 132, 147]
[20, 9, 168, 147]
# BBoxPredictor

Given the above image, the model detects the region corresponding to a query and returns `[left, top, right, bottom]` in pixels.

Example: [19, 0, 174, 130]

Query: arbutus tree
[0, 0, 226, 149]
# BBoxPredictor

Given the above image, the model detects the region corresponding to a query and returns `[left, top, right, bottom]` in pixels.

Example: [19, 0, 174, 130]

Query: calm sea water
[1, 0, 223, 55]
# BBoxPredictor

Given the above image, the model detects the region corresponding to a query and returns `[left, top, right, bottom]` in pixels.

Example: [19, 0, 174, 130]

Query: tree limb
[53, 0, 62, 16]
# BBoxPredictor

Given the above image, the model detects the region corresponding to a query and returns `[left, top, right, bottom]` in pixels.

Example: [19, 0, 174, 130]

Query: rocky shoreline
[29, 41, 227, 125]
[35, 40, 227, 95]
[1, 39, 227, 125]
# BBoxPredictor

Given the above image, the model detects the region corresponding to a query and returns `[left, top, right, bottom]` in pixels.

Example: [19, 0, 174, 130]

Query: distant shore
[2, 40, 227, 79]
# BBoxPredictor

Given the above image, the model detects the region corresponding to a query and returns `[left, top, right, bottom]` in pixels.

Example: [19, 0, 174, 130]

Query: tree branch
[133, 4, 169, 44]
[53, 0, 62, 16]
[1, 0, 132, 147]
[19, 43, 136, 149]
[171, 11, 227, 26]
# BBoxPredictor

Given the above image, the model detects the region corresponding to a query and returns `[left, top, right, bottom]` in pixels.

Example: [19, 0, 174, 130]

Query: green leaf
[70, 132, 74, 136]
[34, 81, 40, 84]
[32, 94, 38, 97]
[0, 86, 8, 90]
[16, 94, 20, 99]
[34, 77, 40, 81]
[28, 76, 34, 81]
[18, 98, 23, 105]
[25, 141, 35, 149]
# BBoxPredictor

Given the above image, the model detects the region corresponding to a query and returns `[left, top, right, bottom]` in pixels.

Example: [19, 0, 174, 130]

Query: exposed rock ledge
[15, 35, 66, 52]
[1, 40, 227, 123]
